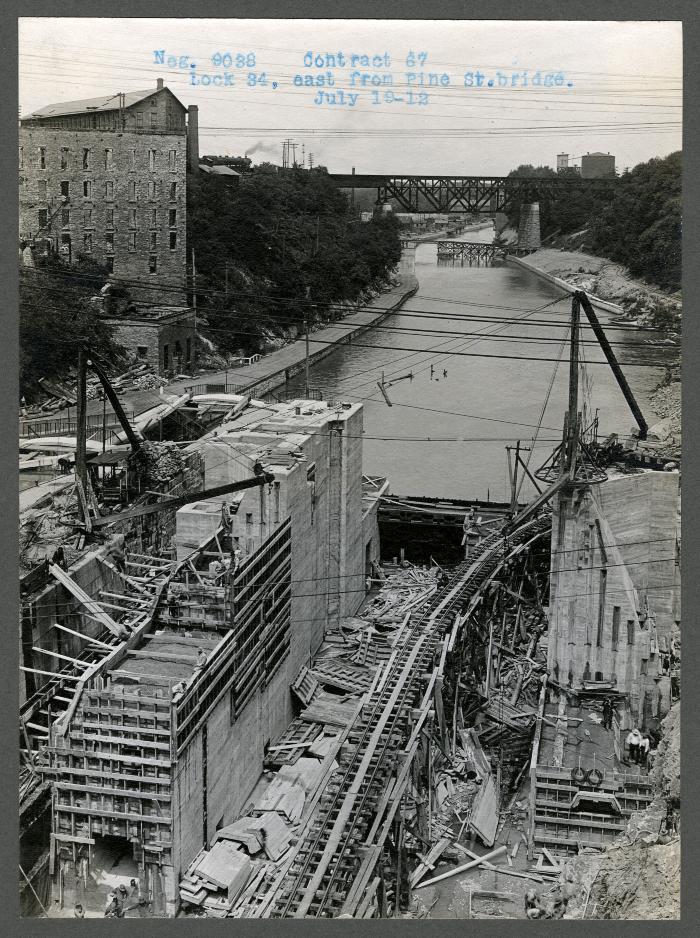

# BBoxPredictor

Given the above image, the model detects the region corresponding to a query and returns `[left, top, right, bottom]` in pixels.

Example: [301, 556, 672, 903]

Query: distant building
[556, 152, 569, 171]
[19, 80, 198, 304]
[580, 151, 616, 179]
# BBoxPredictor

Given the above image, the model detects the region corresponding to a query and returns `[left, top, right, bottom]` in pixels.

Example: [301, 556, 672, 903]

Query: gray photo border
[1, 1, 696, 935]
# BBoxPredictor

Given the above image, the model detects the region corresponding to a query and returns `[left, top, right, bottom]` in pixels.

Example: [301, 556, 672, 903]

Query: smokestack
[187, 105, 199, 174]
[156, 77, 164, 91]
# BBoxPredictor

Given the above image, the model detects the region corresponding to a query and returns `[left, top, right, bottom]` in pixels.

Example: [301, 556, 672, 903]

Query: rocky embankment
[510, 245, 681, 447]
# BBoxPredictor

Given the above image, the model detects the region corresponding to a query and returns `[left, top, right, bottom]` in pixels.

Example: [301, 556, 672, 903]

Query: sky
[18, 18, 682, 176]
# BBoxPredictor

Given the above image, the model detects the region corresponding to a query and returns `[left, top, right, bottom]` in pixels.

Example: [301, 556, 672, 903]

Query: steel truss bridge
[437, 240, 507, 266]
[330, 174, 615, 214]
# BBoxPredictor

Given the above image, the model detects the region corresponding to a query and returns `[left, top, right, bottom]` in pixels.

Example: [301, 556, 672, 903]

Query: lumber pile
[179, 841, 253, 916]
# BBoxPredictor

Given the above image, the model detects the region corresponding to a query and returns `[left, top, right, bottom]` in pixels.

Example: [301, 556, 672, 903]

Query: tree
[20, 255, 124, 397]
[187, 164, 402, 354]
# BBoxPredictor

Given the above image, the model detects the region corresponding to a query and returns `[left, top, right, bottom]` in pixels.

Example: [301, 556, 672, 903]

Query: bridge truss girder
[361, 176, 613, 214]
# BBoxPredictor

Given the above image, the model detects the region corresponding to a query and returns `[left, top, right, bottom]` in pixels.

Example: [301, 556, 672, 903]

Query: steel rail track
[264, 511, 551, 918]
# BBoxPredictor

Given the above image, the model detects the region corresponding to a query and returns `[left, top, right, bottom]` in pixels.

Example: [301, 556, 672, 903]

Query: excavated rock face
[651, 702, 681, 804]
[591, 838, 680, 920]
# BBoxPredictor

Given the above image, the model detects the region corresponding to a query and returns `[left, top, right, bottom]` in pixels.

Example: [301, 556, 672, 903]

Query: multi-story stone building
[19, 80, 197, 306]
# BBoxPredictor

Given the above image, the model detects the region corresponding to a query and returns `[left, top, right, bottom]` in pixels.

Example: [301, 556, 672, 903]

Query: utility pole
[308, 152, 314, 169]
[224, 260, 229, 297]
[565, 294, 581, 480]
[191, 247, 198, 362]
[304, 286, 311, 397]
[75, 345, 88, 497]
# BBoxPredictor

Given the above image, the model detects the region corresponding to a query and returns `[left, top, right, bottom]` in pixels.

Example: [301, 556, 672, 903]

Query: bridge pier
[516, 202, 541, 254]
[398, 241, 416, 276]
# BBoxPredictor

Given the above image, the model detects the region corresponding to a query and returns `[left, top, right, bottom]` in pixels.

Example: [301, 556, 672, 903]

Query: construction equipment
[88, 472, 275, 529]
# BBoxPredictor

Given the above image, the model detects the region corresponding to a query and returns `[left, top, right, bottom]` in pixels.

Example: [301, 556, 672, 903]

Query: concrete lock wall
[19, 126, 187, 303]
[517, 202, 541, 253]
[548, 470, 680, 726]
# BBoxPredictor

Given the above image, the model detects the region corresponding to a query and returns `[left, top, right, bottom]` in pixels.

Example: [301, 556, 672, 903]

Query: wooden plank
[55, 781, 172, 801]
[49, 564, 126, 638]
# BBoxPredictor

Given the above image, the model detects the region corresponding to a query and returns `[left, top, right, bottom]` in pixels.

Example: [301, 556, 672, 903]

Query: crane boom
[576, 291, 648, 440]
[89, 473, 274, 528]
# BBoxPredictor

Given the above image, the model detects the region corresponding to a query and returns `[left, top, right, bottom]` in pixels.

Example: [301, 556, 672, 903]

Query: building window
[19, 146, 23, 168]
[37, 209, 48, 228]
[60, 233, 71, 254]
[149, 180, 158, 199]
[151, 209, 158, 228]
[136, 111, 143, 128]
[129, 208, 137, 228]
[38, 147, 46, 169]
[83, 233, 93, 253]
[104, 148, 113, 169]
[105, 232, 114, 253]
[60, 180, 70, 198]
[137, 345, 148, 358]
[151, 98, 157, 107]
[61, 209, 70, 228]
[186, 337, 192, 364]
[163, 343, 169, 369]
[168, 208, 177, 227]
[130, 149, 137, 170]
[83, 180, 92, 198]
[168, 184, 177, 204]
[150, 231, 157, 251]
[37, 179, 47, 199]
[129, 232, 136, 252]
[129, 180, 137, 201]
[60, 148, 69, 170]
[106, 208, 114, 228]
[104, 181, 114, 199]
[83, 209, 92, 227]
[149, 255, 157, 273]
[611, 606, 620, 651]
[82, 148, 90, 170]
[150, 113, 158, 129]
[627, 619, 635, 645]
[169, 149, 177, 170]
[169, 231, 177, 250]
[106, 256, 114, 273]
[148, 149, 156, 171]
[640, 658, 648, 676]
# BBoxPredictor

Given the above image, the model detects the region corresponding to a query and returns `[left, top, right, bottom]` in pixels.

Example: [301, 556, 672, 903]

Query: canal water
[288, 225, 671, 500]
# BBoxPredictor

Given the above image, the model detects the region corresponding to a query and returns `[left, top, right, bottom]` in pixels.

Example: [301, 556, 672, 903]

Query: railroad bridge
[330, 174, 615, 215]
[437, 240, 508, 267]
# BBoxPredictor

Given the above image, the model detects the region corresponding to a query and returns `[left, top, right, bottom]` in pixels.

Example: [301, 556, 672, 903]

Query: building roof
[25, 87, 182, 120]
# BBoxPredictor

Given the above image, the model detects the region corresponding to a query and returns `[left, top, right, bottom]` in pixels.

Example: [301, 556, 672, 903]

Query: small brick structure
[106, 305, 196, 376]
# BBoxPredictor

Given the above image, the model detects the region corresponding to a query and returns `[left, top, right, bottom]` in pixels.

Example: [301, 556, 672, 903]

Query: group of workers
[524, 870, 577, 919]
[625, 727, 652, 767]
[103, 879, 145, 918]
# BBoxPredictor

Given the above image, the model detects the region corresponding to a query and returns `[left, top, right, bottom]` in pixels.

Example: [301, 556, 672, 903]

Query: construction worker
[626, 727, 641, 764]
[195, 648, 208, 670]
[602, 697, 614, 730]
[104, 891, 121, 917]
[639, 735, 650, 769]
[524, 889, 541, 918]
[73, 903, 85, 919]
